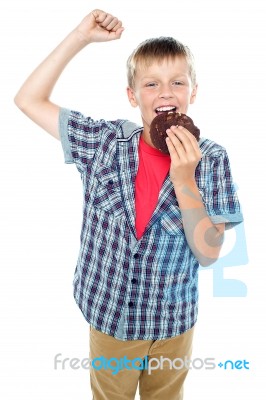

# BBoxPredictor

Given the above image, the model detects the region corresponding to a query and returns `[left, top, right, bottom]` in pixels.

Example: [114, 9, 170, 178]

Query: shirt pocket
[93, 164, 124, 217]
[160, 205, 184, 236]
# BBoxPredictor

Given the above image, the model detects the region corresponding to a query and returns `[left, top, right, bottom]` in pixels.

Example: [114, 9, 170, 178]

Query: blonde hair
[127, 37, 196, 88]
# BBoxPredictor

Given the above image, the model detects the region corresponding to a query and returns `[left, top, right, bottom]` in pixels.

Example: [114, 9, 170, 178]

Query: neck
[141, 130, 156, 148]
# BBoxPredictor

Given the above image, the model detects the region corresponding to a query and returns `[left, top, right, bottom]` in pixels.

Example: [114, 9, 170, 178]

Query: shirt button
[133, 254, 139, 259]
[128, 301, 134, 307]
[131, 278, 137, 284]
[108, 179, 114, 185]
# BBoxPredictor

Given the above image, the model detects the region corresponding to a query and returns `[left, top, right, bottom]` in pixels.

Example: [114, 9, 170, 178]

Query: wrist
[75, 27, 93, 45]
[173, 179, 203, 207]
[173, 178, 197, 193]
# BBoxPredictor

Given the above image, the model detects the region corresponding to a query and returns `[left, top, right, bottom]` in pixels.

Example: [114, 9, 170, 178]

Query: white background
[1, 0, 265, 398]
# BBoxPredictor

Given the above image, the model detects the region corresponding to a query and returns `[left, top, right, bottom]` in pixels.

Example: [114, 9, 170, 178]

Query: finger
[106, 18, 122, 31]
[93, 11, 118, 29]
[92, 9, 107, 23]
[166, 129, 187, 160]
[115, 26, 125, 38]
[169, 126, 194, 151]
[169, 126, 202, 165]
[99, 14, 115, 28]
[171, 125, 201, 159]
[165, 137, 180, 161]
[107, 27, 125, 40]
[111, 20, 123, 32]
[92, 10, 124, 40]
[174, 125, 200, 154]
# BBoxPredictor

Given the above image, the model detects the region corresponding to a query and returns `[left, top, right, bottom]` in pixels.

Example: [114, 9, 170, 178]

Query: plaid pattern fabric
[59, 108, 243, 341]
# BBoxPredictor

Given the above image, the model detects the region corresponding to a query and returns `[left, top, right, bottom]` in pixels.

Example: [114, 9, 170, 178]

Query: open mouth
[155, 106, 177, 115]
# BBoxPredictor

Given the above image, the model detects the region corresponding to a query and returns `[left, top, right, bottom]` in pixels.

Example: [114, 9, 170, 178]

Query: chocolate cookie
[150, 112, 200, 154]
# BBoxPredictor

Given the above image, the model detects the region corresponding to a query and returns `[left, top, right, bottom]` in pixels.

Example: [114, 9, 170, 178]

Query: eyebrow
[140, 74, 188, 82]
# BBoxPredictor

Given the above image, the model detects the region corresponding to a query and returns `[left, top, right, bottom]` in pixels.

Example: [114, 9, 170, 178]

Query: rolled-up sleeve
[58, 107, 103, 174]
[59, 108, 73, 164]
[197, 148, 243, 230]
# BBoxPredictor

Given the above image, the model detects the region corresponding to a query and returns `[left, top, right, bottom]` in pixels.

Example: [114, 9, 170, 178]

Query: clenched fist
[77, 9, 124, 43]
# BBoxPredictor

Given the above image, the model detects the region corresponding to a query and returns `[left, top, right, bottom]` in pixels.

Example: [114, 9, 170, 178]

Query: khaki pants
[89, 325, 195, 400]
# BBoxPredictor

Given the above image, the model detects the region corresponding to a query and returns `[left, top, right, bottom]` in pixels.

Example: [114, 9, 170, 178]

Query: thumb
[117, 27, 125, 37]
[109, 27, 125, 40]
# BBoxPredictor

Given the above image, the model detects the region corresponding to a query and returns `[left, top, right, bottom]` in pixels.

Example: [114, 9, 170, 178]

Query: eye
[172, 81, 183, 86]
[145, 82, 157, 87]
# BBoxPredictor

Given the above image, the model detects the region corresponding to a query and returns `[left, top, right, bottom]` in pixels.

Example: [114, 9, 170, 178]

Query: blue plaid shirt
[59, 108, 243, 341]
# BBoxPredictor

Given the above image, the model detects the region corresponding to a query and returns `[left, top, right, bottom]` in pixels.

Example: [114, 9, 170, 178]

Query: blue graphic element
[200, 218, 248, 297]
[199, 182, 249, 297]
[217, 360, 250, 370]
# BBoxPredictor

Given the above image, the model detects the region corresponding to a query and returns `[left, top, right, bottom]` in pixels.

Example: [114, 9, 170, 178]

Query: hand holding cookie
[150, 111, 200, 155]
[150, 111, 201, 186]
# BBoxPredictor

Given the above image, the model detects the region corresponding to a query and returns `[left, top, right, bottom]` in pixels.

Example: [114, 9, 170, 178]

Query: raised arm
[14, 10, 124, 140]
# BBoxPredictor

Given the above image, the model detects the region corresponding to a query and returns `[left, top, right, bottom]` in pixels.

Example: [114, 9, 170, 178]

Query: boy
[14, 9, 243, 400]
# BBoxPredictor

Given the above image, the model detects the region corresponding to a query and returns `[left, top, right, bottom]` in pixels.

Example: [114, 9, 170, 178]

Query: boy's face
[127, 56, 197, 147]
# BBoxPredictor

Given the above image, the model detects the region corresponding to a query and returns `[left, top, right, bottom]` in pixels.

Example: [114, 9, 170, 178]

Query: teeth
[156, 106, 176, 112]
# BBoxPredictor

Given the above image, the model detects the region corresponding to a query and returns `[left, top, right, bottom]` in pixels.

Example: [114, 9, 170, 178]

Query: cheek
[179, 89, 195, 105]
[138, 95, 154, 109]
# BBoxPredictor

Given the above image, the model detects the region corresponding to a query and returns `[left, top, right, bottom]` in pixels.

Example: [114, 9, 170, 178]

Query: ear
[190, 84, 198, 105]
[127, 87, 138, 108]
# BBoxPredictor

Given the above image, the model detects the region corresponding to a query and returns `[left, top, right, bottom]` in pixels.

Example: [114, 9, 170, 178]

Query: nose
[159, 84, 174, 99]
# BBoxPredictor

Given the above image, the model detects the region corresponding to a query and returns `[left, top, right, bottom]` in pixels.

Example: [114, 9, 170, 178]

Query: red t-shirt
[135, 136, 171, 239]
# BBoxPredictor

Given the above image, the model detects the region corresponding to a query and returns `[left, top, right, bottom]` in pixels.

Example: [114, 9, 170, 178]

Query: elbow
[199, 256, 218, 267]
[14, 92, 48, 116]
[14, 92, 27, 112]
[197, 226, 225, 267]
[197, 247, 222, 267]
[14, 89, 37, 113]
[14, 93, 21, 109]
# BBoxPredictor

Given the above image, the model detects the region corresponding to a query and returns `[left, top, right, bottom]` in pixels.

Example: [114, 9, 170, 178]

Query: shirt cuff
[59, 107, 73, 164]
[209, 212, 244, 230]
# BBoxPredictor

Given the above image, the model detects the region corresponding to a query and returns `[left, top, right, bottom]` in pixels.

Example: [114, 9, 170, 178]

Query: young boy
[14, 9, 243, 400]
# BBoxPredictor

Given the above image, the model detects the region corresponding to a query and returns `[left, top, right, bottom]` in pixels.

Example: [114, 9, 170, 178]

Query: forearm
[14, 11, 123, 139]
[173, 179, 224, 266]
[14, 29, 88, 108]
